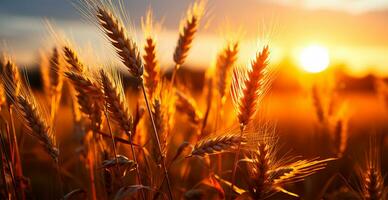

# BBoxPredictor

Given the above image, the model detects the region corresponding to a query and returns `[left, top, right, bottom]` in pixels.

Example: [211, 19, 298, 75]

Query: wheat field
[0, 0, 387, 200]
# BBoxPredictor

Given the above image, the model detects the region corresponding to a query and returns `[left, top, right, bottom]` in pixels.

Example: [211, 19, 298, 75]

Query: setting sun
[299, 45, 330, 73]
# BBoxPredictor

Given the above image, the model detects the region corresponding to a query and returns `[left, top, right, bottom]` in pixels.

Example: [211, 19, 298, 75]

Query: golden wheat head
[231, 45, 270, 128]
[97, 7, 143, 78]
[173, 0, 205, 66]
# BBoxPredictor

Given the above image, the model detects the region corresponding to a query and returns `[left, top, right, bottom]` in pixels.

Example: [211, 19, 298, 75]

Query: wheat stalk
[63, 46, 84, 73]
[49, 47, 63, 94]
[0, 56, 26, 199]
[243, 142, 334, 199]
[95, 6, 173, 198]
[230, 45, 271, 193]
[150, 98, 168, 164]
[216, 41, 239, 102]
[99, 69, 146, 196]
[333, 117, 347, 157]
[2, 60, 21, 105]
[100, 70, 133, 133]
[16, 94, 58, 162]
[65, 71, 103, 131]
[97, 7, 143, 78]
[173, 0, 205, 66]
[142, 9, 160, 99]
[61, 46, 84, 123]
[170, 0, 205, 86]
[189, 133, 246, 157]
[231, 45, 270, 127]
[360, 143, 385, 200]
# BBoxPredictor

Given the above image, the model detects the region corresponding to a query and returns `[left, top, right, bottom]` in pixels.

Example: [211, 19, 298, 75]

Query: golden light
[299, 45, 330, 73]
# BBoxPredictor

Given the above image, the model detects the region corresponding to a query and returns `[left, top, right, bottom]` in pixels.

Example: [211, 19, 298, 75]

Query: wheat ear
[333, 118, 347, 157]
[2, 60, 21, 105]
[65, 71, 103, 131]
[243, 142, 334, 199]
[63, 46, 84, 73]
[142, 9, 160, 99]
[216, 41, 239, 102]
[150, 98, 168, 164]
[361, 144, 385, 200]
[16, 94, 58, 162]
[170, 0, 205, 86]
[97, 7, 143, 78]
[312, 84, 325, 123]
[49, 47, 63, 94]
[99, 70, 133, 133]
[189, 133, 246, 157]
[232, 45, 270, 127]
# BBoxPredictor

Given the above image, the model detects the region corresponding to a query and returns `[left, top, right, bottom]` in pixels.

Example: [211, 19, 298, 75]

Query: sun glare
[299, 45, 330, 73]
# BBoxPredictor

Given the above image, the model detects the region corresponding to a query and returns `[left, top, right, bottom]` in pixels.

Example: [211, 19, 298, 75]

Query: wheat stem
[230, 124, 244, 199]
[103, 105, 120, 169]
[8, 106, 25, 200]
[0, 127, 17, 199]
[141, 83, 174, 200]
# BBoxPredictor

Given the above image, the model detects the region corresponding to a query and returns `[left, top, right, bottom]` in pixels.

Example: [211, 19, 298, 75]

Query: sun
[299, 45, 330, 73]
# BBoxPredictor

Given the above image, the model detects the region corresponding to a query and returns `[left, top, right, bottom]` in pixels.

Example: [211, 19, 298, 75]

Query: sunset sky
[1, 0, 388, 77]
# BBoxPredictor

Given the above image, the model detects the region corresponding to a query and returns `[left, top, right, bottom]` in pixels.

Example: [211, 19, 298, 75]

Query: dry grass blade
[97, 7, 143, 78]
[16, 94, 58, 162]
[63, 46, 84, 73]
[189, 133, 246, 157]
